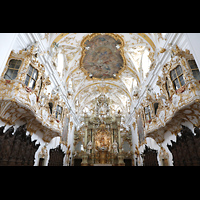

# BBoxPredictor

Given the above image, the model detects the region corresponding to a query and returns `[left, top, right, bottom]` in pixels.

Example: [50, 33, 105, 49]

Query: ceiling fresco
[46, 33, 165, 116]
[80, 33, 126, 80]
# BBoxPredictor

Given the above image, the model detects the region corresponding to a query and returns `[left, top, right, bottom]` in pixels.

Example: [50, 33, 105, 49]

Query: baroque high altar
[73, 94, 133, 166]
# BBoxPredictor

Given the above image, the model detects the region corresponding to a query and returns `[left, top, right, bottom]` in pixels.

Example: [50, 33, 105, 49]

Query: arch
[73, 82, 132, 102]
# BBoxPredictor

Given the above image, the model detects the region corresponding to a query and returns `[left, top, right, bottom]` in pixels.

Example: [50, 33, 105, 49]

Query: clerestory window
[25, 65, 38, 89]
[56, 105, 63, 121]
[170, 65, 185, 90]
[144, 105, 151, 122]
[4, 59, 22, 80]
[188, 60, 200, 81]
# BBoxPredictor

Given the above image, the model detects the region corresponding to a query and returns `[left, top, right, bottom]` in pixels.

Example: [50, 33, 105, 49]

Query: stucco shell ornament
[80, 33, 126, 80]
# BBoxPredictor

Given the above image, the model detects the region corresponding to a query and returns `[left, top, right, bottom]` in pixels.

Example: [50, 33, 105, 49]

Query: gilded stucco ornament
[0, 47, 68, 143]
[38, 145, 48, 159]
[143, 45, 200, 144]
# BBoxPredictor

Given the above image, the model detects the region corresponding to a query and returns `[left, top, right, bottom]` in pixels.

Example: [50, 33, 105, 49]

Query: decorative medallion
[80, 33, 126, 80]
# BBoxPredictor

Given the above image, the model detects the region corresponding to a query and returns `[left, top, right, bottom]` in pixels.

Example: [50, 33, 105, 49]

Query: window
[154, 103, 159, 115]
[4, 59, 22, 80]
[57, 53, 64, 76]
[170, 65, 185, 90]
[142, 48, 151, 78]
[188, 60, 200, 81]
[37, 77, 43, 101]
[165, 77, 171, 99]
[48, 102, 53, 114]
[144, 105, 151, 122]
[55, 105, 62, 121]
[25, 65, 38, 89]
[162, 33, 167, 38]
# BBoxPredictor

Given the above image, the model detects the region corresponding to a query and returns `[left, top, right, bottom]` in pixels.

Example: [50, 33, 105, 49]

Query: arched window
[57, 53, 64, 76]
[170, 65, 185, 90]
[165, 77, 171, 99]
[4, 59, 22, 80]
[154, 102, 159, 116]
[144, 105, 151, 122]
[188, 60, 200, 81]
[48, 102, 53, 114]
[37, 77, 43, 102]
[142, 48, 151, 78]
[162, 33, 167, 38]
[25, 65, 38, 89]
[56, 105, 63, 121]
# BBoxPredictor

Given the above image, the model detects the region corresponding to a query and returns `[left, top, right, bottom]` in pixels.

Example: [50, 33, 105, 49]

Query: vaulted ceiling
[47, 33, 165, 117]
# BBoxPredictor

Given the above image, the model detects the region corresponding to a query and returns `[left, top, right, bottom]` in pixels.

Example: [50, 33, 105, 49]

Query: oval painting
[80, 33, 126, 80]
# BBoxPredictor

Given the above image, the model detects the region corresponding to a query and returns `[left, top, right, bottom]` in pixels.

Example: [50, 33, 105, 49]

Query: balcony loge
[141, 46, 200, 143]
[0, 47, 66, 142]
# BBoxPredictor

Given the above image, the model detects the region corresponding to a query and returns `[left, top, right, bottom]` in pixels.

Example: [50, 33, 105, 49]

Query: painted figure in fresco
[81, 34, 125, 79]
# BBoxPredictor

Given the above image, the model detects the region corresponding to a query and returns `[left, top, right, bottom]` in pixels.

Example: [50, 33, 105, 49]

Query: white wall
[0, 33, 18, 75]
[185, 33, 200, 70]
